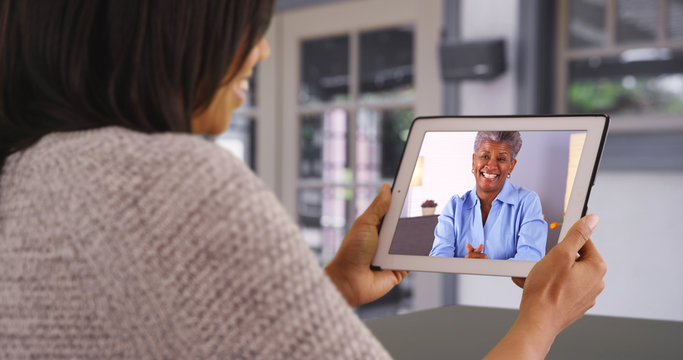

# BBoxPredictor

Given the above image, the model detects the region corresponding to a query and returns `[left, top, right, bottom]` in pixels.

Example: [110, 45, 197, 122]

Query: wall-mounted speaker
[440, 39, 506, 81]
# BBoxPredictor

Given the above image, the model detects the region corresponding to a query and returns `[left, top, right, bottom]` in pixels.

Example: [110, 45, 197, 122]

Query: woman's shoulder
[37, 126, 253, 183]
[445, 191, 473, 208]
[5, 126, 264, 215]
[508, 182, 541, 203]
[66, 126, 242, 168]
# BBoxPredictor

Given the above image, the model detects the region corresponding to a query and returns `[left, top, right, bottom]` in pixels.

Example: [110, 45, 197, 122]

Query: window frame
[277, 0, 443, 218]
[555, 0, 683, 132]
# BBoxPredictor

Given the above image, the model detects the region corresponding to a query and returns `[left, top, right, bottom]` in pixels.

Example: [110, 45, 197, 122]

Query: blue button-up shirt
[429, 180, 547, 261]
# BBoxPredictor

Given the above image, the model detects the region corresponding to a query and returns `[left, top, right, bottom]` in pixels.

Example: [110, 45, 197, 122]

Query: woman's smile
[233, 72, 254, 103]
[481, 171, 499, 180]
[232, 78, 249, 103]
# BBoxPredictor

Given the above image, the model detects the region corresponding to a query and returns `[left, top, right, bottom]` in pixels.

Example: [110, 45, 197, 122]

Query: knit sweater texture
[0, 127, 390, 359]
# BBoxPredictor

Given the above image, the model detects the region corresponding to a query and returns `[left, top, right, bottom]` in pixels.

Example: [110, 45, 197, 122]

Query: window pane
[668, 0, 683, 39]
[567, 50, 683, 115]
[299, 110, 350, 181]
[356, 108, 414, 182]
[359, 26, 414, 101]
[616, 0, 659, 44]
[298, 186, 351, 264]
[568, 0, 607, 49]
[214, 116, 256, 170]
[300, 35, 349, 104]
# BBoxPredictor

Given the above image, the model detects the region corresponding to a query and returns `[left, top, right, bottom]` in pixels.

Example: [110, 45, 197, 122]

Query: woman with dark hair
[0, 0, 605, 358]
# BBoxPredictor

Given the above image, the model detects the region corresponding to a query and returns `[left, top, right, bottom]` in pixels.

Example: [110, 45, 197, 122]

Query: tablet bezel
[371, 114, 609, 277]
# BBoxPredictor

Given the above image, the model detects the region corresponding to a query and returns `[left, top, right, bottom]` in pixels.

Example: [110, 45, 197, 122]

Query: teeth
[482, 172, 498, 179]
[240, 79, 249, 91]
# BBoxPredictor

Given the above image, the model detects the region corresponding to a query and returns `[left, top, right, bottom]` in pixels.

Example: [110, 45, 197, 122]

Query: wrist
[324, 261, 358, 307]
[485, 311, 557, 360]
[507, 314, 557, 358]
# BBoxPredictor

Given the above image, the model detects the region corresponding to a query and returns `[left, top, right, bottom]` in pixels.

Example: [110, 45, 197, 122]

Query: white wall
[403, 132, 476, 217]
[459, 0, 519, 115]
[586, 171, 683, 321]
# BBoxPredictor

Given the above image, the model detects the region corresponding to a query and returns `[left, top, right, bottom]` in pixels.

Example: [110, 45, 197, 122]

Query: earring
[472, 169, 475, 174]
[507, 173, 511, 179]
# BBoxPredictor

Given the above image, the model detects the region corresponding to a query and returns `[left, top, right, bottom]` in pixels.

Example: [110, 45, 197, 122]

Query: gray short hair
[473, 131, 523, 161]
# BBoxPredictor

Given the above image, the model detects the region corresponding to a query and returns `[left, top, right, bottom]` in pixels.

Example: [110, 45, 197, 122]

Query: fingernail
[584, 214, 599, 231]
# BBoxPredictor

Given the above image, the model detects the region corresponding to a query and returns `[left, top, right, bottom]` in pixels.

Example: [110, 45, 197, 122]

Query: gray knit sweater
[0, 127, 390, 359]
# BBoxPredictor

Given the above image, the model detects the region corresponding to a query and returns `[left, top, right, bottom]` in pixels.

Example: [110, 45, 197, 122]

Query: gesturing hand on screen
[465, 243, 488, 259]
[325, 183, 409, 307]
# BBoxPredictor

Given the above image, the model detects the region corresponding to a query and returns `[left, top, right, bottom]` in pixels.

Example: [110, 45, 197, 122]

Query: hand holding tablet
[325, 183, 409, 307]
[487, 214, 606, 359]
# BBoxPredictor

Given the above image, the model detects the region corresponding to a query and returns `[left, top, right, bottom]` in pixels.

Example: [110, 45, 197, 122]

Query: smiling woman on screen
[429, 131, 548, 260]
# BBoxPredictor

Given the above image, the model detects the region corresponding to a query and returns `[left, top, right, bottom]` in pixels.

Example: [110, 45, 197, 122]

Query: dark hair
[0, 0, 274, 170]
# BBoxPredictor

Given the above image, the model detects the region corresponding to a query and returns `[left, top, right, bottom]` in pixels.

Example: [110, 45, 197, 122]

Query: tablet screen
[388, 130, 587, 261]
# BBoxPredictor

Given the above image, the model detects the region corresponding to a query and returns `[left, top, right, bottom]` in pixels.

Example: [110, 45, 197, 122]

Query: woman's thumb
[560, 214, 599, 254]
[363, 183, 391, 221]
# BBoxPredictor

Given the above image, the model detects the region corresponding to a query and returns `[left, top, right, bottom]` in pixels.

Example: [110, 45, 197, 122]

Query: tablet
[372, 115, 609, 277]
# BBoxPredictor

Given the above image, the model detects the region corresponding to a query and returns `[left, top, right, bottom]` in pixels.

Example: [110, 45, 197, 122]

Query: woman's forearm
[484, 315, 556, 360]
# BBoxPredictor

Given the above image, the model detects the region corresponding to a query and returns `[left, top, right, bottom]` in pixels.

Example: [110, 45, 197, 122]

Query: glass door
[296, 27, 416, 262]
[279, 0, 443, 263]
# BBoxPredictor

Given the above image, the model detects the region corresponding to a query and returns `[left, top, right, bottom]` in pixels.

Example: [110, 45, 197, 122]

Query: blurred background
[213, 0, 683, 321]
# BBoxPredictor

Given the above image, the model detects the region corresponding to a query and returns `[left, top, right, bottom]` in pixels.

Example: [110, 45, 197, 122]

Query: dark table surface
[366, 305, 683, 359]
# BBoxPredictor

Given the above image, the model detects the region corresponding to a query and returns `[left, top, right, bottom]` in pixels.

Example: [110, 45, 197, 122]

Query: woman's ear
[510, 159, 517, 173]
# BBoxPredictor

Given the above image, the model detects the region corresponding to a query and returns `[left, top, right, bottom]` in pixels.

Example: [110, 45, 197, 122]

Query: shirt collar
[464, 189, 478, 210]
[496, 180, 518, 205]
[464, 180, 518, 209]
